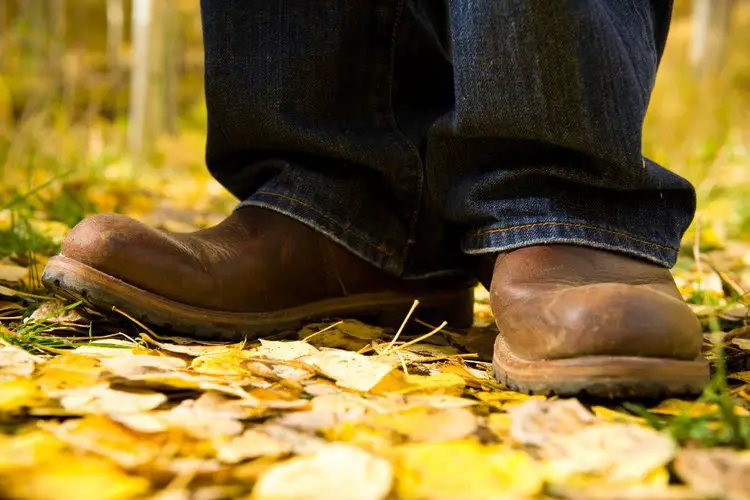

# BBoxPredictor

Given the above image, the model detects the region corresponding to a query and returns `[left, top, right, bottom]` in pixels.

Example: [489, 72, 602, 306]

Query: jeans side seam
[387, 0, 424, 265]
[253, 190, 402, 260]
[471, 221, 677, 252]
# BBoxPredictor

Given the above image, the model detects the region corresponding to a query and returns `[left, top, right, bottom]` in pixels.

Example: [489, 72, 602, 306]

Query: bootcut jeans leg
[428, 0, 695, 267]
[201, 0, 697, 278]
[200, 0, 466, 279]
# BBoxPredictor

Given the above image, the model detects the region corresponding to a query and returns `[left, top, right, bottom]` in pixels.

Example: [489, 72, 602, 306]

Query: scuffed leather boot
[42, 208, 474, 340]
[486, 245, 709, 398]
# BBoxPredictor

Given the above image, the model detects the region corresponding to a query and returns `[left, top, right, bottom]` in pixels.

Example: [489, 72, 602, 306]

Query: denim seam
[470, 221, 677, 252]
[253, 190, 402, 260]
[387, 0, 424, 265]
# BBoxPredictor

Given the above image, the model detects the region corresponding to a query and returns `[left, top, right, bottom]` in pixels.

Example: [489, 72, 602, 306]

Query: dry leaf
[73, 339, 139, 357]
[0, 263, 27, 283]
[395, 441, 544, 500]
[486, 412, 511, 440]
[102, 354, 188, 376]
[48, 416, 169, 468]
[0, 454, 150, 500]
[302, 349, 400, 392]
[190, 349, 253, 375]
[591, 406, 646, 424]
[399, 394, 478, 409]
[674, 448, 750, 500]
[0, 343, 40, 379]
[393, 373, 466, 396]
[0, 430, 67, 469]
[509, 399, 597, 446]
[116, 396, 246, 440]
[253, 339, 319, 361]
[260, 424, 327, 455]
[60, 386, 167, 415]
[475, 390, 542, 410]
[140, 333, 241, 357]
[0, 379, 45, 413]
[253, 444, 393, 500]
[299, 320, 385, 350]
[0, 283, 28, 297]
[364, 407, 478, 443]
[542, 423, 676, 483]
[275, 392, 371, 432]
[28, 299, 86, 324]
[378, 343, 461, 365]
[215, 429, 291, 464]
[650, 399, 749, 417]
[35, 353, 104, 396]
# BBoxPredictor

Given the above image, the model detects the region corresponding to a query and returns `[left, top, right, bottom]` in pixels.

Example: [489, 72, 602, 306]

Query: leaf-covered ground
[1, 4, 750, 497]
[1, 221, 750, 499]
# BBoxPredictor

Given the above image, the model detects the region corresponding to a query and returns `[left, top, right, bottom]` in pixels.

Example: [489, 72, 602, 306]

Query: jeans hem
[238, 192, 467, 280]
[463, 221, 678, 268]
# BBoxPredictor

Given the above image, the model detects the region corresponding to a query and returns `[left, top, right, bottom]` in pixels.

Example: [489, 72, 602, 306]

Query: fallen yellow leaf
[36, 353, 104, 396]
[393, 373, 466, 396]
[1, 453, 150, 500]
[216, 428, 291, 464]
[0, 263, 28, 283]
[395, 441, 544, 500]
[650, 399, 749, 417]
[303, 349, 399, 392]
[0, 379, 46, 413]
[253, 444, 393, 500]
[299, 320, 385, 351]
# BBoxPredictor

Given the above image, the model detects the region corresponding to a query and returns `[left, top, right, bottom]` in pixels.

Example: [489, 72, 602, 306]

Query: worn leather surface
[60, 207, 464, 312]
[488, 245, 702, 361]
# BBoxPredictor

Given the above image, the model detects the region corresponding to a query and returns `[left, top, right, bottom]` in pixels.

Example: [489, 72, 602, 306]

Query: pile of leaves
[0, 301, 746, 499]
[0, 228, 749, 499]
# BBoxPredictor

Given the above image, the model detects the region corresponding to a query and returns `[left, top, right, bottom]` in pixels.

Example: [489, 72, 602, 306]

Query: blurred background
[0, 0, 748, 260]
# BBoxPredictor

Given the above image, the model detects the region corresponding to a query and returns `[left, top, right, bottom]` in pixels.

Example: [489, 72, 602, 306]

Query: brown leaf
[215, 429, 292, 464]
[674, 448, 750, 500]
[298, 319, 386, 351]
[509, 399, 596, 446]
[0, 343, 40, 379]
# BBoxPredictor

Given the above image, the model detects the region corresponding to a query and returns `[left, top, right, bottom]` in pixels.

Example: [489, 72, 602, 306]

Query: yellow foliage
[395, 441, 544, 500]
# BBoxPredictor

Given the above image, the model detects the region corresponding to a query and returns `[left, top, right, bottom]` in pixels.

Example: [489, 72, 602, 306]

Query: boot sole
[42, 255, 475, 341]
[492, 335, 710, 398]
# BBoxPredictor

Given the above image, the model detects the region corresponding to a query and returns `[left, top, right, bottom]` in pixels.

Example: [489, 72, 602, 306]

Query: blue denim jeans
[201, 0, 695, 279]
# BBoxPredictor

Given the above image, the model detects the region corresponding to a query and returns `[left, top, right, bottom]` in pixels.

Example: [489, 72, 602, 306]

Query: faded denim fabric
[201, 0, 695, 279]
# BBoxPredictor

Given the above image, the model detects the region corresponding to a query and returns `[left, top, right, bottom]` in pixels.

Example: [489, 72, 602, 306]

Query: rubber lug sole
[492, 334, 710, 399]
[42, 255, 475, 341]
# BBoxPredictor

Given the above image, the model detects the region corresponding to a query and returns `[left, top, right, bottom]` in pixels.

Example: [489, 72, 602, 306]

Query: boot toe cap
[61, 214, 144, 271]
[496, 283, 702, 361]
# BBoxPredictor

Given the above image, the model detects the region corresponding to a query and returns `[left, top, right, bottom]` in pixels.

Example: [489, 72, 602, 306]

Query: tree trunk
[48, 0, 66, 77]
[128, 0, 166, 159]
[163, 3, 180, 136]
[107, 0, 124, 73]
[0, 2, 7, 54]
[691, 0, 735, 78]
[19, 0, 46, 71]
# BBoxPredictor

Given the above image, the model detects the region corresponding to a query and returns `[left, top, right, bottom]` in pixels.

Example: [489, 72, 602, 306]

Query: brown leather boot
[485, 245, 709, 398]
[42, 208, 475, 340]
